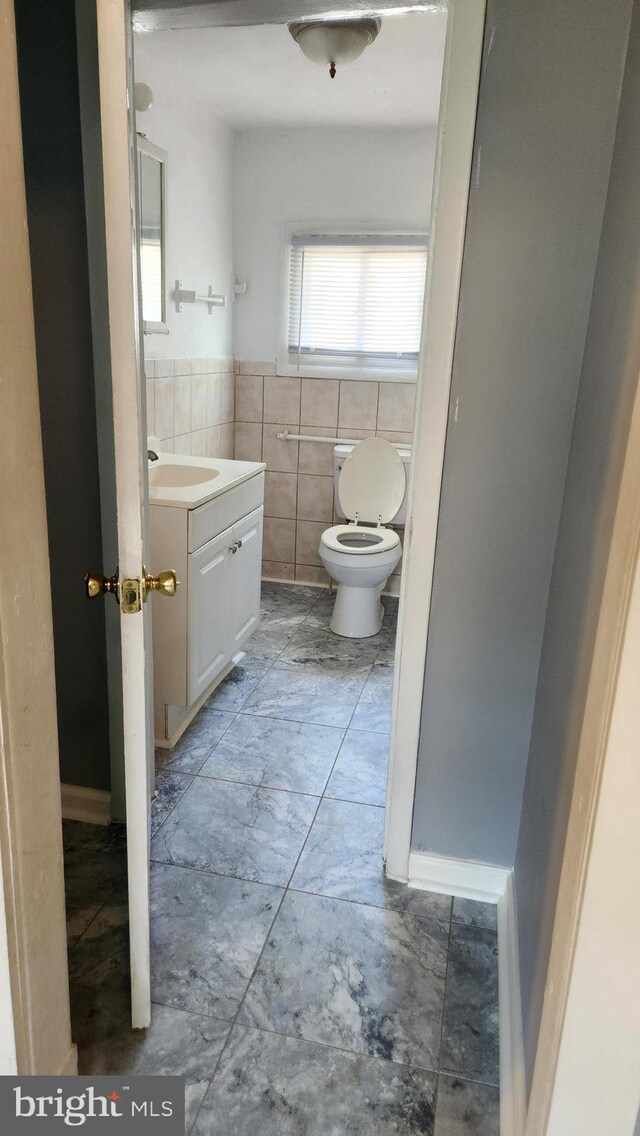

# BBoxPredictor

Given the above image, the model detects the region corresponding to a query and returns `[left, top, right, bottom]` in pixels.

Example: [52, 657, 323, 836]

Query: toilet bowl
[319, 437, 406, 638]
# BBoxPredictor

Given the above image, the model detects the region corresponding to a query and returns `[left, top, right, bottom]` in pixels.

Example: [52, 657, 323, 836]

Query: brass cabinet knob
[142, 568, 180, 601]
[85, 571, 119, 600]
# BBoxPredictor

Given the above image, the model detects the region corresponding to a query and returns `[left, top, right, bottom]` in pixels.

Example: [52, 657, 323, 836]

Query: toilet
[319, 437, 409, 638]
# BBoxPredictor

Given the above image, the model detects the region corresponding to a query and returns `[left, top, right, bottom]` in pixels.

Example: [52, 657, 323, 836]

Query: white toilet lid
[338, 437, 406, 523]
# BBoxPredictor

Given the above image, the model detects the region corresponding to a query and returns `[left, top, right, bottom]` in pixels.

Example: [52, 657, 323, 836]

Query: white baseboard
[498, 872, 527, 1136]
[407, 850, 510, 901]
[407, 852, 526, 1135]
[60, 784, 111, 826]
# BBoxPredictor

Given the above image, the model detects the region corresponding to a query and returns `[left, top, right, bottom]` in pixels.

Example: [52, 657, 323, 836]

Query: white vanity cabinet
[150, 468, 264, 743]
[188, 506, 263, 704]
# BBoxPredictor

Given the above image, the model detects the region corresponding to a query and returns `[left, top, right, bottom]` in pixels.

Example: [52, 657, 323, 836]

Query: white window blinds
[287, 234, 427, 369]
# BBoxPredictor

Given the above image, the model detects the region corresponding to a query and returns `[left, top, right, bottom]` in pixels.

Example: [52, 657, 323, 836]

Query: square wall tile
[191, 430, 208, 458]
[338, 381, 378, 430]
[262, 560, 295, 582]
[174, 434, 192, 456]
[240, 360, 276, 376]
[191, 357, 208, 375]
[295, 565, 330, 586]
[264, 377, 300, 425]
[297, 475, 333, 522]
[206, 375, 222, 427]
[191, 375, 208, 431]
[300, 379, 339, 429]
[298, 428, 335, 476]
[236, 375, 264, 422]
[265, 472, 297, 519]
[220, 422, 234, 458]
[173, 358, 193, 376]
[155, 358, 175, 378]
[337, 428, 374, 441]
[155, 377, 175, 439]
[377, 382, 416, 433]
[235, 422, 262, 462]
[295, 520, 325, 568]
[263, 517, 295, 563]
[174, 376, 192, 436]
[144, 358, 155, 379]
[206, 426, 221, 458]
[262, 423, 299, 473]
[145, 380, 155, 436]
[221, 374, 235, 424]
[376, 430, 413, 446]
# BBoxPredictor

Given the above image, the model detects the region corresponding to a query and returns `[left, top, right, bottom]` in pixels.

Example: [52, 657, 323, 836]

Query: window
[284, 233, 427, 377]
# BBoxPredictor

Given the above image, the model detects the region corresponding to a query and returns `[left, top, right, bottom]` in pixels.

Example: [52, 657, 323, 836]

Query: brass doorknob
[142, 568, 179, 601]
[85, 571, 119, 600]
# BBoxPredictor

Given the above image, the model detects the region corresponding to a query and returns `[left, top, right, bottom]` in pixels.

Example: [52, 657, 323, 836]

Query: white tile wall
[234, 363, 415, 587]
[145, 357, 235, 459]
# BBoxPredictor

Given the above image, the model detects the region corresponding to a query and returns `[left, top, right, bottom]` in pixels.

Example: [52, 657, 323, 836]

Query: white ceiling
[133, 12, 448, 128]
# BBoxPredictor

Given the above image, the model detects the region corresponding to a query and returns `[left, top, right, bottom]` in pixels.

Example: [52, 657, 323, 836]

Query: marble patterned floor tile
[68, 883, 130, 994]
[325, 728, 389, 806]
[63, 821, 126, 944]
[452, 898, 498, 933]
[261, 581, 321, 615]
[434, 1075, 500, 1136]
[349, 665, 394, 734]
[440, 924, 500, 1085]
[194, 1025, 438, 1136]
[203, 658, 270, 712]
[151, 777, 317, 886]
[156, 710, 235, 774]
[279, 625, 380, 675]
[242, 665, 366, 728]
[200, 714, 344, 796]
[239, 890, 449, 1069]
[349, 700, 392, 734]
[150, 862, 282, 1020]
[291, 799, 452, 921]
[253, 584, 322, 649]
[151, 769, 194, 836]
[70, 985, 230, 1130]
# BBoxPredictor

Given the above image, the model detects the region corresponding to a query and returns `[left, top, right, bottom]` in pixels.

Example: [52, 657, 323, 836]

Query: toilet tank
[334, 443, 411, 525]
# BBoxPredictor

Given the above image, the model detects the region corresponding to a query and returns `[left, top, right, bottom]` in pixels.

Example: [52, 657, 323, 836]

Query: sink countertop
[148, 452, 266, 509]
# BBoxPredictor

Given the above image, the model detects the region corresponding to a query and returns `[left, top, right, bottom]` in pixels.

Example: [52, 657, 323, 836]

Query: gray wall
[515, 0, 640, 1092]
[411, 0, 631, 866]
[15, 0, 111, 791]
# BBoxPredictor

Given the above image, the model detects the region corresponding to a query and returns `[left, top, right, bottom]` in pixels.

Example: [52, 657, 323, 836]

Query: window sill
[276, 358, 418, 384]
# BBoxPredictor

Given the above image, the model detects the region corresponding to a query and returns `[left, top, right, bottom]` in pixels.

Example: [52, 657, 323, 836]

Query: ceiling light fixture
[288, 17, 381, 79]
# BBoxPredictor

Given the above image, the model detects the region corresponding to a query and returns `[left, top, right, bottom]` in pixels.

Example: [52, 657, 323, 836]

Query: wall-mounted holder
[230, 276, 247, 302]
[174, 280, 227, 314]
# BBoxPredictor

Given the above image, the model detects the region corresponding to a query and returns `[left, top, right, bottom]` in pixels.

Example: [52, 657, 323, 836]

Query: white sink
[149, 463, 220, 488]
[148, 452, 265, 509]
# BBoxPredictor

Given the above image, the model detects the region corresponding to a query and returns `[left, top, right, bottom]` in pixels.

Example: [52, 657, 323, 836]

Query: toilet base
[329, 583, 385, 638]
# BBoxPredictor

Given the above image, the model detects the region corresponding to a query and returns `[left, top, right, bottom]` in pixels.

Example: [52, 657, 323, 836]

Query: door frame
[0, 0, 76, 1075]
[384, 0, 487, 880]
[526, 327, 640, 1133]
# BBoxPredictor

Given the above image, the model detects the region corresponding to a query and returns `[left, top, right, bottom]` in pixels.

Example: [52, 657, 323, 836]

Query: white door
[188, 528, 232, 703]
[90, 0, 158, 1030]
[230, 507, 264, 653]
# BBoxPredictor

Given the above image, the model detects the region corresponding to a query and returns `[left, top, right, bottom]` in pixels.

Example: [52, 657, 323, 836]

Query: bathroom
[60, 7, 500, 1133]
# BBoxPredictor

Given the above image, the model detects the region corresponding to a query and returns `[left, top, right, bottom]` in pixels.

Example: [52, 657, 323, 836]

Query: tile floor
[64, 583, 499, 1135]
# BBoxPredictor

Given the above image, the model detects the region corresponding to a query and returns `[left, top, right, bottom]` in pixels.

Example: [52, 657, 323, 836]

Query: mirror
[137, 135, 168, 334]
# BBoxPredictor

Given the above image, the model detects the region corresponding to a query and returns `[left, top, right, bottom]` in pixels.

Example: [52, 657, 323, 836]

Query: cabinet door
[230, 506, 264, 654]
[188, 525, 233, 704]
